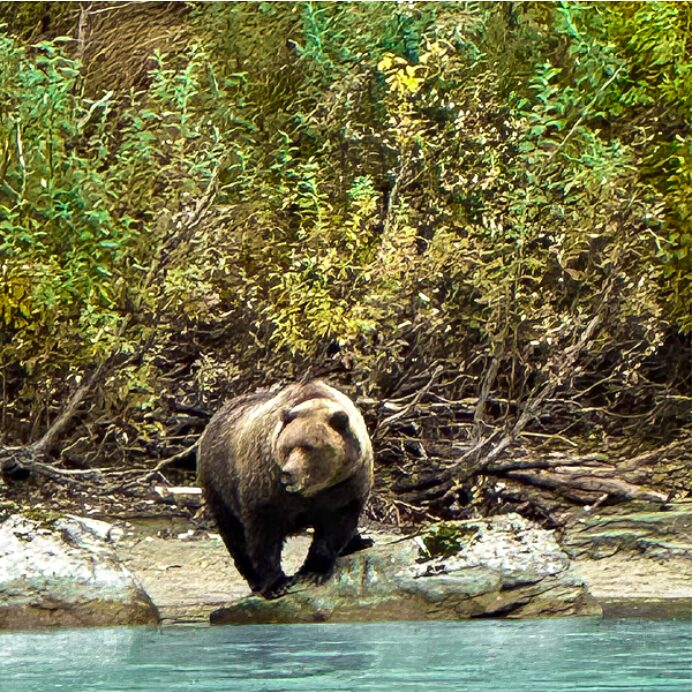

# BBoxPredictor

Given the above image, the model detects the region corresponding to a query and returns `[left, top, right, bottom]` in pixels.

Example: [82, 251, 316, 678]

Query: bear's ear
[280, 407, 298, 425]
[328, 410, 350, 434]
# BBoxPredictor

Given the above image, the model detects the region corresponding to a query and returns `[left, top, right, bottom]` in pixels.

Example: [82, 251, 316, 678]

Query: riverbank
[1, 501, 689, 629]
[111, 504, 691, 625]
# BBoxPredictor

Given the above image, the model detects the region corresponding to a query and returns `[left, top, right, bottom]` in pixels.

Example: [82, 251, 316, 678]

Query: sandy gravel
[572, 554, 691, 600]
[114, 521, 313, 624]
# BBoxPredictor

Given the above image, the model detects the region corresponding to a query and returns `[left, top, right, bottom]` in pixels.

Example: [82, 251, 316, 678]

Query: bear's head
[273, 400, 362, 497]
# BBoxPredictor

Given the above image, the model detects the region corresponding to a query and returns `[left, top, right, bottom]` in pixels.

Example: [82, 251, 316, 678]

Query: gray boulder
[0, 514, 158, 630]
[211, 514, 601, 625]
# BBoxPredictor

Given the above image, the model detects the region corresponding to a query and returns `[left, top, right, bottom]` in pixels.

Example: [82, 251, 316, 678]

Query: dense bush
[0, 2, 689, 520]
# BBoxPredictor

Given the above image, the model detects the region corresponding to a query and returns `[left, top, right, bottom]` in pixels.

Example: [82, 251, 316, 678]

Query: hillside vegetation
[0, 2, 690, 525]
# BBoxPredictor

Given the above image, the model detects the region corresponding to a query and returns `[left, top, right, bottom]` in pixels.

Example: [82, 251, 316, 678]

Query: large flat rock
[0, 515, 159, 630]
[211, 514, 601, 625]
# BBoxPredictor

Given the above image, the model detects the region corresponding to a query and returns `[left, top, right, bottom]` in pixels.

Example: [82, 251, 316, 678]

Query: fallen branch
[505, 469, 669, 504]
[31, 363, 108, 458]
[0, 362, 112, 481]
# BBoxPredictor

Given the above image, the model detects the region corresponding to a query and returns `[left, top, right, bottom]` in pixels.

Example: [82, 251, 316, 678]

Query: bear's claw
[256, 575, 292, 599]
[292, 570, 332, 587]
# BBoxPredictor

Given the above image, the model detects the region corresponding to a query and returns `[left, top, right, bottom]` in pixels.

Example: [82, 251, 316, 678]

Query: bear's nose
[280, 469, 304, 493]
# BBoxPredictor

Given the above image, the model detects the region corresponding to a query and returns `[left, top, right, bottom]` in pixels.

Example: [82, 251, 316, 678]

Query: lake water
[0, 618, 690, 691]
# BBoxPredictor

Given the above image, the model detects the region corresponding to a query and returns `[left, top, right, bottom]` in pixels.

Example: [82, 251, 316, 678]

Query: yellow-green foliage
[0, 2, 689, 460]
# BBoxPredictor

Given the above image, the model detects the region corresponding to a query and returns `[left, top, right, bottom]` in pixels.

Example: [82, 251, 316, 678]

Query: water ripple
[0, 618, 690, 691]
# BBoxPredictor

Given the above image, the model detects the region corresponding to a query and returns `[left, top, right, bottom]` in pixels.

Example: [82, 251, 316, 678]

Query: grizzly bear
[197, 380, 374, 599]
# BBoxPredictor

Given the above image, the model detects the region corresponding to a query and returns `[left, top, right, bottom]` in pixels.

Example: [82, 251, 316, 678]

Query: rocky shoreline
[0, 504, 690, 630]
[209, 514, 602, 625]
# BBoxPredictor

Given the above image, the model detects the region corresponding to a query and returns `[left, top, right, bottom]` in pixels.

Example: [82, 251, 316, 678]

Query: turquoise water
[0, 618, 690, 691]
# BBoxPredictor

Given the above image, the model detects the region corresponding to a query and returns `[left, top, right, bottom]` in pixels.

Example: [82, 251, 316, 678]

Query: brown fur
[197, 381, 373, 598]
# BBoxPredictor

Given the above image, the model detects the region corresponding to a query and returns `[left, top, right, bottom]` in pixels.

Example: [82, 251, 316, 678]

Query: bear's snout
[279, 451, 310, 494]
[280, 467, 305, 493]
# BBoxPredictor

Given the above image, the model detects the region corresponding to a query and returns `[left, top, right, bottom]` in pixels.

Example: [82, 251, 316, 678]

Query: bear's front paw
[256, 575, 292, 600]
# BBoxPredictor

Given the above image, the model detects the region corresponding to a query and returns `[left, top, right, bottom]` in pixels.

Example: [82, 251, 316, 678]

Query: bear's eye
[299, 444, 314, 453]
